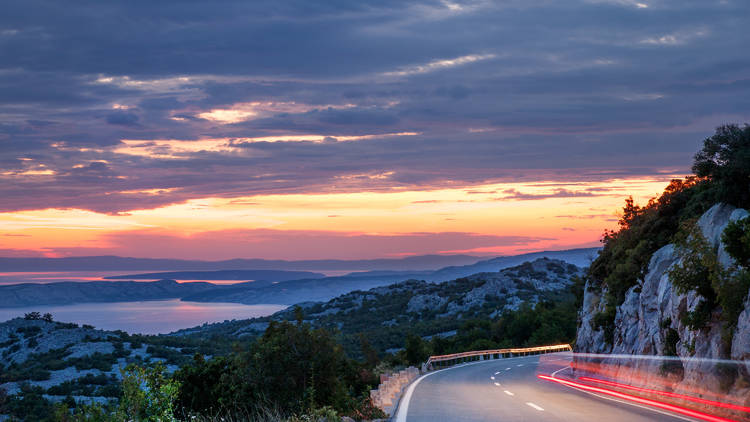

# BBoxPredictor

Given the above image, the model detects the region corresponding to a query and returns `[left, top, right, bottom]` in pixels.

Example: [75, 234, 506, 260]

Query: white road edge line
[393, 354, 550, 422]
[548, 366, 697, 422]
[504, 390, 514, 396]
[526, 402, 544, 411]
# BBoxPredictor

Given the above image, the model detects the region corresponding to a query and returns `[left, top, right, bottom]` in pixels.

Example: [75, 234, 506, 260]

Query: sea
[0, 271, 288, 334]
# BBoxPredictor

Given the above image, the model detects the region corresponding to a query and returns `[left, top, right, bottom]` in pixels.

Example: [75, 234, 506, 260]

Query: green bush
[404, 333, 431, 366]
[117, 363, 181, 422]
[17, 326, 42, 337]
[723, 217, 750, 267]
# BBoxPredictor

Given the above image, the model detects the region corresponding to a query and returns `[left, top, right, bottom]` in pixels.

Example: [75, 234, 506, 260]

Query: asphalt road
[396, 352, 701, 422]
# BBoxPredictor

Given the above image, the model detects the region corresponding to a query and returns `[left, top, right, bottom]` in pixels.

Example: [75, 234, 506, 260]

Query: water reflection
[0, 299, 286, 334]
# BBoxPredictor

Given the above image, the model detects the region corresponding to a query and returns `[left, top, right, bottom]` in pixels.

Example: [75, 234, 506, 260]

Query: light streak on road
[537, 375, 739, 422]
[579, 377, 750, 414]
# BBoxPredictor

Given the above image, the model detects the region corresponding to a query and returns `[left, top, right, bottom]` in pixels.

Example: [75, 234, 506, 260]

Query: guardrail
[422, 343, 572, 372]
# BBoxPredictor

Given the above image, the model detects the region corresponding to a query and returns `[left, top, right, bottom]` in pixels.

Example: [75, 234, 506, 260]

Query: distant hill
[423, 247, 598, 282]
[181, 247, 600, 305]
[0, 248, 600, 308]
[104, 269, 325, 282]
[0, 279, 220, 307]
[181, 271, 431, 305]
[0, 254, 482, 272]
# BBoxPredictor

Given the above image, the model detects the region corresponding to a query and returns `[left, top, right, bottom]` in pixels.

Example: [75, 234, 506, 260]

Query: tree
[174, 354, 235, 416]
[359, 333, 380, 367]
[24, 312, 41, 320]
[404, 333, 430, 366]
[249, 321, 350, 414]
[693, 124, 750, 207]
[723, 217, 750, 267]
[117, 363, 181, 422]
[42, 313, 53, 322]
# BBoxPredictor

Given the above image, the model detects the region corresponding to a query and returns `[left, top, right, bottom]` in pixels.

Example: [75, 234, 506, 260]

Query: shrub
[24, 312, 41, 320]
[117, 363, 181, 422]
[724, 217, 750, 267]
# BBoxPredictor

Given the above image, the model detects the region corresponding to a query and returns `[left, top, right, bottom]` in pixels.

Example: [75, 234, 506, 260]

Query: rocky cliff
[576, 203, 750, 404]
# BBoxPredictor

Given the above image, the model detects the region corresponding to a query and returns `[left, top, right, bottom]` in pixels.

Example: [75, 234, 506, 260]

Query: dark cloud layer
[1, 0, 749, 213]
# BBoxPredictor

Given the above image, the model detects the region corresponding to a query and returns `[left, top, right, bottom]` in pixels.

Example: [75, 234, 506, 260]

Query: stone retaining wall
[369, 366, 420, 416]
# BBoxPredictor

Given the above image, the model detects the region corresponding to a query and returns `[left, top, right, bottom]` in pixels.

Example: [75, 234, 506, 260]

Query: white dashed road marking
[490, 376, 495, 380]
[504, 390, 514, 396]
[526, 402, 544, 411]
[494, 382, 501, 386]
[505, 367, 511, 370]
[494, 371, 501, 375]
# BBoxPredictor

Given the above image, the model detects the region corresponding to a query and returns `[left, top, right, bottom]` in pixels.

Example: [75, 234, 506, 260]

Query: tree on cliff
[693, 123, 750, 208]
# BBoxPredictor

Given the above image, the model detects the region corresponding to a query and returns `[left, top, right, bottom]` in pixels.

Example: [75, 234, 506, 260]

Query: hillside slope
[0, 317, 229, 403]
[176, 258, 583, 355]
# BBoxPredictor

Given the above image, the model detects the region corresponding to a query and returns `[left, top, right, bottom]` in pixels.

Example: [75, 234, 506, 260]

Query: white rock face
[733, 292, 750, 372]
[575, 280, 609, 354]
[576, 203, 750, 402]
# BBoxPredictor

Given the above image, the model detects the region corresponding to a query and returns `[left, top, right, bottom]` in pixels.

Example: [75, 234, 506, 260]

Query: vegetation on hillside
[586, 124, 750, 346]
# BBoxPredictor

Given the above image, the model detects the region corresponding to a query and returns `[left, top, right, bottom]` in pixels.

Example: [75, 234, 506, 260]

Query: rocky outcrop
[0, 318, 193, 398]
[576, 203, 750, 405]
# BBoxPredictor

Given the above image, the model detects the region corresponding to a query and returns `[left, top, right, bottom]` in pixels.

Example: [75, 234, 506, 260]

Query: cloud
[105, 111, 140, 126]
[382, 54, 496, 77]
[0, 0, 747, 213]
[497, 188, 608, 201]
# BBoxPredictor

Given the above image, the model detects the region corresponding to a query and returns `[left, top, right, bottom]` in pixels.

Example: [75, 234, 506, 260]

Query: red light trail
[537, 374, 740, 422]
[579, 376, 750, 414]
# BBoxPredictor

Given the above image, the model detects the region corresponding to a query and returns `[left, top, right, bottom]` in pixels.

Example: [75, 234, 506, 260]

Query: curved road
[396, 353, 701, 422]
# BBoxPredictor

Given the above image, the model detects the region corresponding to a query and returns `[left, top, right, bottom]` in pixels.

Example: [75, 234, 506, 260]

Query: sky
[0, 0, 748, 260]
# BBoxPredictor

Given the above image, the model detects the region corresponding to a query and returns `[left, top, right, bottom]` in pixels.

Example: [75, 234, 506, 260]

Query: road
[395, 352, 702, 422]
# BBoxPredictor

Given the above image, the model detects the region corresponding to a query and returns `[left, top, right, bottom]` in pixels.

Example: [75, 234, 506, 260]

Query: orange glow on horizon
[0, 176, 681, 259]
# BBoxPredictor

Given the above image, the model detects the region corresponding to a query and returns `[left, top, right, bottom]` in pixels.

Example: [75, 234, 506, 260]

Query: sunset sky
[1, 0, 748, 260]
